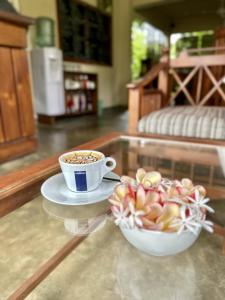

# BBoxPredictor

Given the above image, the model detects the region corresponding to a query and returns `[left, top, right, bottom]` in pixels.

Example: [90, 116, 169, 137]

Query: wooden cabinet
[0, 11, 37, 162]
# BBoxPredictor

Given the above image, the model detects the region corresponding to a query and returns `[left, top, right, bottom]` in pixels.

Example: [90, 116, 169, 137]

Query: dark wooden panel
[0, 136, 37, 164]
[12, 49, 35, 137]
[0, 112, 4, 143]
[141, 91, 162, 118]
[0, 47, 21, 142]
[0, 21, 27, 48]
[0, 11, 34, 27]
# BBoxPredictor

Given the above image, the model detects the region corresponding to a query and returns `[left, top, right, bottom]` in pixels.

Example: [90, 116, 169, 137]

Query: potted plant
[109, 169, 214, 256]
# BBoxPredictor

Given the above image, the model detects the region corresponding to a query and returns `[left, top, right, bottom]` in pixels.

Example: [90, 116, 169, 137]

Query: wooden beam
[196, 67, 203, 103]
[169, 66, 199, 105]
[128, 89, 141, 133]
[158, 49, 170, 106]
[170, 69, 195, 105]
[171, 53, 225, 68]
[187, 46, 225, 54]
[199, 76, 224, 106]
[203, 65, 225, 102]
[128, 144, 220, 166]
[127, 62, 168, 89]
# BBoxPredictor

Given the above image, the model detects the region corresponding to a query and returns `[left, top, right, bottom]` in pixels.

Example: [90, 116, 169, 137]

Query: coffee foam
[63, 151, 102, 164]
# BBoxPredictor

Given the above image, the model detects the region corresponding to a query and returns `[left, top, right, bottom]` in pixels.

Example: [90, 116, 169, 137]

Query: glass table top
[1, 136, 225, 299]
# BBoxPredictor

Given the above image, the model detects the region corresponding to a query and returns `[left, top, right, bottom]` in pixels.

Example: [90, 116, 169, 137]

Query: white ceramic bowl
[120, 226, 201, 256]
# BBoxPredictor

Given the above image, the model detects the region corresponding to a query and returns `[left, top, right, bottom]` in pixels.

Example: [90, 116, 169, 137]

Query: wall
[113, 0, 132, 106]
[16, 0, 131, 108]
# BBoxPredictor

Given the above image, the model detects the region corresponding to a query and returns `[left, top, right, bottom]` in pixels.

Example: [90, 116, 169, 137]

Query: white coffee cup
[59, 150, 116, 192]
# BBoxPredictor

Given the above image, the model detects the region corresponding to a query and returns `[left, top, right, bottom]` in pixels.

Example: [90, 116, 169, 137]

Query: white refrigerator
[31, 47, 65, 116]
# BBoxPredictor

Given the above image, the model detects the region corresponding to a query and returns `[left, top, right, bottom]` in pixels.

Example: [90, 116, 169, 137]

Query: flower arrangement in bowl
[108, 169, 214, 256]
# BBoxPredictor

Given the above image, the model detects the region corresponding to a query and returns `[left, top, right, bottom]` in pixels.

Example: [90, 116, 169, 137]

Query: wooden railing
[127, 49, 169, 133]
[127, 47, 225, 133]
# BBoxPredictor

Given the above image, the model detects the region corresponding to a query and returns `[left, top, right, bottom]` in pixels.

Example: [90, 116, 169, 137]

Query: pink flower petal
[141, 217, 164, 231]
[114, 184, 128, 200]
[146, 203, 163, 220]
[136, 184, 146, 210]
[145, 191, 160, 203]
[156, 203, 180, 225]
[124, 194, 135, 208]
[108, 198, 121, 207]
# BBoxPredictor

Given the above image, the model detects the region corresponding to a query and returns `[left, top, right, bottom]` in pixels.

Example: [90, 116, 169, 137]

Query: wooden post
[128, 88, 142, 133]
[158, 48, 170, 107]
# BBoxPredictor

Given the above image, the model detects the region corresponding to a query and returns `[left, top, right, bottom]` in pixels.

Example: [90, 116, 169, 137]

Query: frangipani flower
[197, 218, 214, 233]
[156, 203, 180, 230]
[136, 168, 146, 183]
[169, 206, 201, 235]
[139, 170, 162, 188]
[108, 184, 130, 207]
[121, 168, 162, 189]
[187, 189, 215, 213]
[111, 204, 130, 228]
[128, 202, 145, 228]
[120, 175, 136, 186]
[109, 169, 214, 235]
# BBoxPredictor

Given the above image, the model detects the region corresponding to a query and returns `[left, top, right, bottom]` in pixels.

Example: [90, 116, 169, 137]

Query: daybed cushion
[138, 106, 225, 139]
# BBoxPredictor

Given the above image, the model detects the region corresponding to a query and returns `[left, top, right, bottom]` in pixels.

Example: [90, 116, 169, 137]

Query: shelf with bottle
[64, 71, 97, 117]
[64, 74, 96, 91]
[65, 91, 94, 115]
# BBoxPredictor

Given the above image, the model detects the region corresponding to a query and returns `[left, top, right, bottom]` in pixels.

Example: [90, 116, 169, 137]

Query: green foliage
[131, 21, 168, 80]
[170, 31, 214, 58]
[131, 21, 148, 80]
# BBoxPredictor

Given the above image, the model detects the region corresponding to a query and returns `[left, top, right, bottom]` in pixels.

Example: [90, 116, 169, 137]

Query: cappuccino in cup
[59, 150, 116, 192]
[63, 151, 102, 164]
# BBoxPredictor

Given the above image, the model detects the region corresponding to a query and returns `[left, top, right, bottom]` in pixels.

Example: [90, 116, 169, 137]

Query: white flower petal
[201, 204, 215, 213]
[201, 223, 214, 233]
[177, 224, 185, 235]
[128, 215, 135, 229]
[128, 202, 135, 214]
[135, 217, 143, 227]
[114, 219, 120, 226]
[180, 205, 187, 220]
[201, 198, 210, 204]
[186, 224, 199, 235]
[199, 219, 214, 233]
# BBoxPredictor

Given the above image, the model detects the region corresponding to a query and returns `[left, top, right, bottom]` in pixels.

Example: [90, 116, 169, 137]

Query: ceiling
[134, 0, 224, 34]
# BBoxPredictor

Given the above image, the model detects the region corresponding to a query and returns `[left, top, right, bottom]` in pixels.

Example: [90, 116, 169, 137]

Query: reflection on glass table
[43, 198, 109, 236]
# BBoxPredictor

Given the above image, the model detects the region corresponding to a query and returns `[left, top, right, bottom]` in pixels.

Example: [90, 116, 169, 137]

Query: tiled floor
[0, 108, 128, 175]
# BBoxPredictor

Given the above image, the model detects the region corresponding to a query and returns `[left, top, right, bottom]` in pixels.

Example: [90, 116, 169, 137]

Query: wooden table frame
[1, 132, 225, 299]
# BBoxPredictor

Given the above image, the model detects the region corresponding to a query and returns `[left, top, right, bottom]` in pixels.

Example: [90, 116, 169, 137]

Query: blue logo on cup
[74, 171, 87, 191]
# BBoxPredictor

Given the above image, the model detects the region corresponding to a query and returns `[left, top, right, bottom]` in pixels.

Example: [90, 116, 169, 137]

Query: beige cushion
[138, 106, 225, 140]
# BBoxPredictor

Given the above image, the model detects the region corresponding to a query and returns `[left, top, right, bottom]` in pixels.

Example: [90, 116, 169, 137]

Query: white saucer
[41, 172, 120, 206]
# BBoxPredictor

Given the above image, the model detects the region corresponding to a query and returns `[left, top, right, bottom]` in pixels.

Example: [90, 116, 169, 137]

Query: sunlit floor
[0, 108, 128, 175]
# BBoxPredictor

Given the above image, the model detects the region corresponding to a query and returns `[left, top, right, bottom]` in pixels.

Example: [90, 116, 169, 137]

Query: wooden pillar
[158, 48, 170, 107]
[128, 88, 142, 133]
